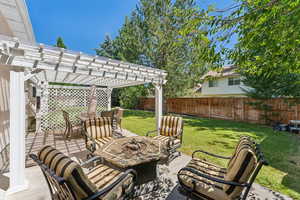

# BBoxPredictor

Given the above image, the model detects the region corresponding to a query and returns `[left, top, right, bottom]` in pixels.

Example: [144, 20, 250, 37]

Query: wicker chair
[146, 116, 184, 160]
[30, 146, 136, 200]
[83, 117, 115, 155]
[62, 110, 81, 139]
[177, 136, 268, 200]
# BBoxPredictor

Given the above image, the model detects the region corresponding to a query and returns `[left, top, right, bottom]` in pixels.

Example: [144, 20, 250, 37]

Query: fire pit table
[95, 136, 169, 185]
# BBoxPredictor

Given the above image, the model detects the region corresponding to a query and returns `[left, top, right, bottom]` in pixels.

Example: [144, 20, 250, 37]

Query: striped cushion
[86, 137, 114, 151]
[227, 136, 253, 170]
[224, 146, 257, 199]
[153, 135, 181, 147]
[85, 117, 112, 139]
[38, 146, 98, 200]
[178, 158, 229, 200]
[87, 164, 134, 199]
[160, 116, 183, 138]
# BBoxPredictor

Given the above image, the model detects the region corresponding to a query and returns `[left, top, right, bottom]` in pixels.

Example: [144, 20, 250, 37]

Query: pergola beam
[0, 38, 167, 87]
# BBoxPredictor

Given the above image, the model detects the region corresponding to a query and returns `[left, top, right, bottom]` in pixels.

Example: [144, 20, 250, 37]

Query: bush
[119, 85, 148, 109]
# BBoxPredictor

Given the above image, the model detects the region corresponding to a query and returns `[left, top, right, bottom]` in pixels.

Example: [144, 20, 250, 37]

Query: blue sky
[26, 0, 234, 55]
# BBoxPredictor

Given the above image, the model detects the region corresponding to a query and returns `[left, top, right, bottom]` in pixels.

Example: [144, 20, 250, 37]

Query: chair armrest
[80, 156, 102, 167]
[166, 135, 180, 148]
[171, 129, 183, 140]
[82, 130, 98, 152]
[83, 169, 137, 200]
[178, 167, 249, 187]
[146, 130, 158, 137]
[82, 130, 97, 143]
[29, 154, 65, 184]
[192, 149, 231, 159]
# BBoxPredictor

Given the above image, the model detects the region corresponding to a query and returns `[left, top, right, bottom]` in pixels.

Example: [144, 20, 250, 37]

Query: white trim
[0, 189, 5, 200]
[8, 71, 28, 195]
[155, 84, 163, 133]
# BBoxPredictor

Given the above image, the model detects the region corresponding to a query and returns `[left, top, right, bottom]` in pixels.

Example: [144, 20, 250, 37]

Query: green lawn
[122, 109, 300, 200]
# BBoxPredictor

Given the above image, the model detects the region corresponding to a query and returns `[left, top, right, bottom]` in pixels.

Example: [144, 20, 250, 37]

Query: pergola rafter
[0, 36, 167, 88]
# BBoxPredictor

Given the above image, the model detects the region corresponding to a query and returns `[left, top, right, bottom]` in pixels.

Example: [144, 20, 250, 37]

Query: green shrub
[119, 85, 147, 109]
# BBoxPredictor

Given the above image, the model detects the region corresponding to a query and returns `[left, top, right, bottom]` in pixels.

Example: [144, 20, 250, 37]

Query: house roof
[201, 65, 239, 80]
[0, 35, 167, 88]
[0, 0, 35, 43]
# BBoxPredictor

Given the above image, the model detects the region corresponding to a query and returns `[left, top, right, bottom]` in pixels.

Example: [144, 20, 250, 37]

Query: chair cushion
[38, 146, 134, 200]
[160, 116, 183, 138]
[153, 135, 181, 147]
[224, 146, 257, 199]
[38, 146, 98, 199]
[87, 164, 134, 200]
[178, 158, 229, 200]
[227, 136, 253, 170]
[86, 137, 114, 151]
[85, 117, 112, 139]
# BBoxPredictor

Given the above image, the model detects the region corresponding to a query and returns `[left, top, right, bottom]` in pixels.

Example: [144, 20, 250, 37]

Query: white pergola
[0, 35, 166, 194]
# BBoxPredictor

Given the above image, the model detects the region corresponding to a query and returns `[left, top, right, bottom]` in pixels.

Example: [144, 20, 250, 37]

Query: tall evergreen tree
[55, 37, 67, 49]
[96, 0, 217, 99]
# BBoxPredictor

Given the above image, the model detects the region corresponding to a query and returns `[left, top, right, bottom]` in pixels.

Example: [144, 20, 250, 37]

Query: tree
[208, 0, 300, 97]
[205, 0, 300, 124]
[55, 37, 67, 49]
[96, 0, 218, 102]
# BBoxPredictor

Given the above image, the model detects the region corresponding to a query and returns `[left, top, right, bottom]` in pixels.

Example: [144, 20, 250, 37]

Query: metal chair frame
[147, 118, 184, 162]
[177, 136, 268, 200]
[29, 154, 137, 200]
[62, 110, 82, 139]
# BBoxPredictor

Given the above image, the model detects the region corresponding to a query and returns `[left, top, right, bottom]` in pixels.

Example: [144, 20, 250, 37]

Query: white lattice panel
[39, 86, 112, 132]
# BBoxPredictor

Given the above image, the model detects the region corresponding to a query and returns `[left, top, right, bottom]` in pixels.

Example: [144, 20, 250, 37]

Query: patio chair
[29, 146, 136, 200]
[83, 117, 115, 155]
[62, 110, 82, 139]
[177, 136, 268, 200]
[146, 116, 183, 160]
[101, 108, 124, 136]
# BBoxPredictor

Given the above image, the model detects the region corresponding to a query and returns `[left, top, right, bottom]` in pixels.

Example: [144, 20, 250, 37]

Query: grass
[122, 109, 300, 200]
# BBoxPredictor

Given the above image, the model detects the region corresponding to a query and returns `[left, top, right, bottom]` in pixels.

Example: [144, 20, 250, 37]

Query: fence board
[138, 97, 300, 124]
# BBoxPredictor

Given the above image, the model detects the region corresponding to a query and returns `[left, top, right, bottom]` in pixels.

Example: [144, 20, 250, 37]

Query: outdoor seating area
[1, 1, 299, 199]
[0, 35, 290, 200]
[25, 116, 268, 200]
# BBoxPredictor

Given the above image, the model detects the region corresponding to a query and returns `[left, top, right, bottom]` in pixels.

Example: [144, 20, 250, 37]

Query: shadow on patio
[25, 130, 87, 167]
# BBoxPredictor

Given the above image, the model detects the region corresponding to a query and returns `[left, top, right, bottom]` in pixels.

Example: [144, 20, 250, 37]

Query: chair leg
[63, 128, 68, 138]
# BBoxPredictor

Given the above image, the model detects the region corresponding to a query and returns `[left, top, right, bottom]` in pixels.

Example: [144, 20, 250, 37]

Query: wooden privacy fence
[138, 97, 300, 124]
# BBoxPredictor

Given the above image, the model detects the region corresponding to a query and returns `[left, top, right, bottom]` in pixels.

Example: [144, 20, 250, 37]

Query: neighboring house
[200, 66, 248, 97]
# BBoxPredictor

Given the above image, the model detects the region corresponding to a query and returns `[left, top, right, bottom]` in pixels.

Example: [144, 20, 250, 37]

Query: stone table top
[95, 136, 169, 168]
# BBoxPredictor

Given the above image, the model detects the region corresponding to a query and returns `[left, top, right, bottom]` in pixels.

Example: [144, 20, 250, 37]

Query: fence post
[208, 98, 211, 118]
[296, 103, 298, 120]
[232, 98, 235, 120]
[242, 98, 245, 121]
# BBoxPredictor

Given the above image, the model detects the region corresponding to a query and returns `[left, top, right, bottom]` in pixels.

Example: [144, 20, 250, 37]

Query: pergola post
[154, 84, 163, 134]
[7, 71, 28, 194]
[107, 88, 112, 110]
